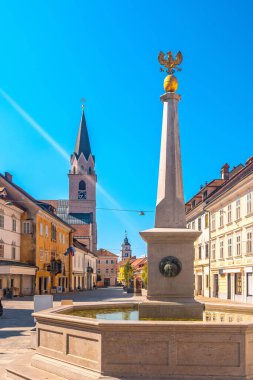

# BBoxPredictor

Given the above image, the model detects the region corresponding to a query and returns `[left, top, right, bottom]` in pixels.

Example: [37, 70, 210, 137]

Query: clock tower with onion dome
[68, 107, 97, 252]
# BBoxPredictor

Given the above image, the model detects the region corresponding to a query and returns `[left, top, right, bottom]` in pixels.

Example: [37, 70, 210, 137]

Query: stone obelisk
[139, 51, 203, 319]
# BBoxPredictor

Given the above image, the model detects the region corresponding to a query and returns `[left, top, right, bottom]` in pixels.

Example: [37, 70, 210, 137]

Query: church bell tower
[68, 107, 97, 252]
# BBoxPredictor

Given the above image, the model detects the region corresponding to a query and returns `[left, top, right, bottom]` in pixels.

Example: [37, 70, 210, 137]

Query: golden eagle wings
[158, 51, 183, 74]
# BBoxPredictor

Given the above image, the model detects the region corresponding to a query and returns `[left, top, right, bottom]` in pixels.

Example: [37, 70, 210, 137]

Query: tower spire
[74, 108, 92, 160]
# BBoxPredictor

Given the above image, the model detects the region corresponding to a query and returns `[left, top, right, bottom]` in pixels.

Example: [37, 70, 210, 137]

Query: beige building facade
[72, 239, 97, 290]
[96, 249, 118, 286]
[186, 158, 253, 303]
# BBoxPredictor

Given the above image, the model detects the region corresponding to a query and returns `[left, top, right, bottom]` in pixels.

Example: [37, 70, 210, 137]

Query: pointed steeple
[74, 110, 92, 160]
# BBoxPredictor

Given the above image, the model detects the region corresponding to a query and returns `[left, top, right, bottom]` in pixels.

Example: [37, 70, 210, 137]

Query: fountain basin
[31, 302, 253, 380]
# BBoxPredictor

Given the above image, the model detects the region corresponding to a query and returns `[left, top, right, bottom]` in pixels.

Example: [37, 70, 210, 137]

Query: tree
[141, 263, 148, 289]
[123, 260, 134, 287]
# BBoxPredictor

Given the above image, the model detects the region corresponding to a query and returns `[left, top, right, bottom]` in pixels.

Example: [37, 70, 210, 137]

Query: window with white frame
[211, 242, 216, 260]
[12, 218, 17, 232]
[192, 221, 195, 230]
[198, 217, 201, 231]
[227, 236, 233, 257]
[45, 225, 48, 238]
[198, 246, 202, 260]
[23, 221, 31, 234]
[219, 240, 224, 259]
[236, 198, 241, 220]
[211, 213, 216, 230]
[205, 213, 209, 228]
[39, 249, 43, 261]
[11, 245, 16, 260]
[247, 192, 252, 215]
[227, 203, 232, 223]
[40, 223, 43, 236]
[219, 209, 224, 227]
[236, 234, 241, 256]
[0, 243, 4, 258]
[205, 243, 209, 259]
[246, 229, 253, 254]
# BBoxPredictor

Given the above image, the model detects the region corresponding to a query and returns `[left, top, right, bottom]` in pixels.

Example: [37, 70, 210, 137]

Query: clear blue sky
[1, 0, 253, 256]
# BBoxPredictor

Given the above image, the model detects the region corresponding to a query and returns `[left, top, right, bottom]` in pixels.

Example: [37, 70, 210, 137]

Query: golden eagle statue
[158, 51, 183, 74]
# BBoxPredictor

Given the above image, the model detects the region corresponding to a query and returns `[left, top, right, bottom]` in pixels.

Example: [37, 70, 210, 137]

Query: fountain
[7, 52, 253, 380]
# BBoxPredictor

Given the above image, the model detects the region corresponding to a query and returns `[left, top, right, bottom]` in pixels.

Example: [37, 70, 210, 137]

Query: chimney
[5, 172, 13, 182]
[220, 163, 230, 180]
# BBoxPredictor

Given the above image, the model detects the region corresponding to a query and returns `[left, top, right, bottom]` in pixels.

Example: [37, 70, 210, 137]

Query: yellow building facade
[35, 211, 73, 294]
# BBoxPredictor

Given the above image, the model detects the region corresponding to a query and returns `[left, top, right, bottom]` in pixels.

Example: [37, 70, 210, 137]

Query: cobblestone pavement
[0, 287, 141, 379]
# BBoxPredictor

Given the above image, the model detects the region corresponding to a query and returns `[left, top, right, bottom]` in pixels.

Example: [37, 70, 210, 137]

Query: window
[62, 234, 65, 244]
[236, 198, 241, 220]
[51, 251, 56, 260]
[211, 242, 216, 260]
[211, 214, 216, 230]
[219, 240, 224, 259]
[227, 203, 232, 223]
[198, 218, 201, 231]
[45, 251, 49, 262]
[227, 236, 233, 257]
[0, 244, 4, 258]
[192, 221, 195, 230]
[247, 273, 253, 296]
[247, 192, 252, 215]
[97, 269, 100, 274]
[247, 230, 253, 254]
[192, 200, 196, 208]
[219, 210, 224, 227]
[45, 225, 48, 238]
[106, 260, 108, 264]
[11, 246, 16, 260]
[205, 243, 209, 259]
[205, 213, 209, 228]
[40, 223, 43, 236]
[236, 235, 241, 256]
[0, 214, 4, 228]
[23, 221, 30, 234]
[111, 260, 114, 264]
[51, 224, 56, 241]
[235, 273, 242, 295]
[111, 268, 114, 273]
[198, 246, 202, 260]
[40, 249, 43, 261]
[98, 260, 100, 264]
[0, 279, 2, 289]
[79, 181, 86, 190]
[59, 232, 62, 243]
[203, 190, 208, 200]
[12, 218, 17, 232]
[106, 268, 109, 273]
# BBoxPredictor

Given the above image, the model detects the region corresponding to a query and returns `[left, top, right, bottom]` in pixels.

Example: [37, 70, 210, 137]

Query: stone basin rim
[33, 301, 253, 328]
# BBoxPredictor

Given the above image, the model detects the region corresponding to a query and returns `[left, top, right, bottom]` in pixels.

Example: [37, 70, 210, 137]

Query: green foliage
[123, 260, 134, 287]
[141, 263, 148, 289]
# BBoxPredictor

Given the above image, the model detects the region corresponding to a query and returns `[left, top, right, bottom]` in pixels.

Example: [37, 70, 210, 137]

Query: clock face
[78, 190, 87, 199]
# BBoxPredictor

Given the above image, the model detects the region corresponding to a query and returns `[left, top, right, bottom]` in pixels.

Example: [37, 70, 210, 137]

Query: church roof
[74, 110, 92, 160]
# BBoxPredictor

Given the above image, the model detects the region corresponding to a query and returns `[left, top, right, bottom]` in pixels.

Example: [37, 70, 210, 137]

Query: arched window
[88, 167, 92, 174]
[73, 167, 76, 174]
[79, 181, 86, 190]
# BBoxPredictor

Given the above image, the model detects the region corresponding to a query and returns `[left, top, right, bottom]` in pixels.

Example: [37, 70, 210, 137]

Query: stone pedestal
[139, 228, 203, 319]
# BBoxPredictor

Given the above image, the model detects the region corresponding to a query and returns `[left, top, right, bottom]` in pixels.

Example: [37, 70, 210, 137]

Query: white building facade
[186, 159, 253, 303]
[0, 186, 36, 296]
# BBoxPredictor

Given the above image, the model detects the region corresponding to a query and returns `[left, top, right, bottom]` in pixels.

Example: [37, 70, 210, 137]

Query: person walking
[0, 298, 3, 317]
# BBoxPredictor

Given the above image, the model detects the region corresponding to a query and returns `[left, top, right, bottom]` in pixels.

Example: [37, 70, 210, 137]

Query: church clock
[78, 190, 87, 199]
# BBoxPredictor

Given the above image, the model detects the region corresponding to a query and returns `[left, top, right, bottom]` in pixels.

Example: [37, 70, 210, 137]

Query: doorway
[213, 274, 219, 297]
[227, 273, 231, 299]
